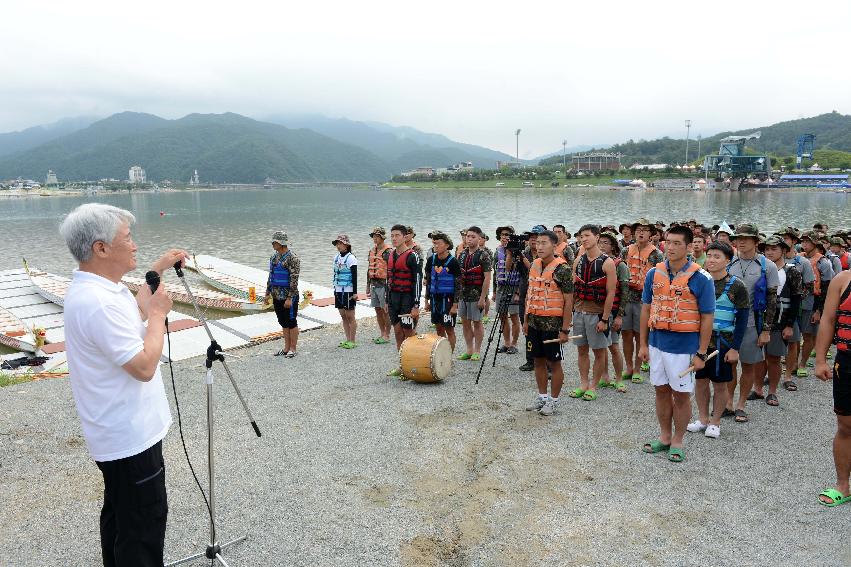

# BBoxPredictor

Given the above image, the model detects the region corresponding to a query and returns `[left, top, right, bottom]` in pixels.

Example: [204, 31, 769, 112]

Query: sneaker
[539, 399, 558, 416]
[496, 346, 509, 353]
[704, 424, 721, 439]
[519, 362, 534, 371]
[686, 420, 707, 433]
[506, 346, 518, 354]
[525, 396, 547, 411]
[285, 351, 296, 358]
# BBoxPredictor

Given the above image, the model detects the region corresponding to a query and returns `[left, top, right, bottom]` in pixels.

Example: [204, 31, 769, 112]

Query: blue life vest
[430, 254, 456, 295]
[495, 246, 520, 286]
[752, 255, 768, 313]
[269, 252, 291, 288]
[713, 276, 737, 333]
[333, 252, 354, 288]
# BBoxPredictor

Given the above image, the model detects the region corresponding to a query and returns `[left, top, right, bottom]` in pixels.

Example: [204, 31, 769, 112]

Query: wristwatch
[695, 352, 707, 361]
[560, 328, 570, 335]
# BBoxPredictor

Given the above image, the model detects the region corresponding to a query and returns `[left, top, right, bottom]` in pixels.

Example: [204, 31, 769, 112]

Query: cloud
[1, 0, 849, 156]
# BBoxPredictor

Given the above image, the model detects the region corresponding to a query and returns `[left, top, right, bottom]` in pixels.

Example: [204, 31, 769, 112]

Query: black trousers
[96, 441, 168, 567]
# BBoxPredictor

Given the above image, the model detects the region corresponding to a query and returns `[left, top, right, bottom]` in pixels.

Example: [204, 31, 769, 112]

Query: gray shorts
[459, 300, 483, 321]
[799, 309, 818, 335]
[572, 311, 612, 350]
[370, 283, 387, 309]
[765, 330, 788, 358]
[495, 285, 520, 315]
[610, 329, 621, 345]
[740, 326, 765, 364]
[622, 302, 641, 332]
[790, 320, 802, 342]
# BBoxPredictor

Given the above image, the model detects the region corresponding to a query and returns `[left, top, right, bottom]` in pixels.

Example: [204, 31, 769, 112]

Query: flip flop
[457, 353, 472, 360]
[640, 362, 650, 372]
[615, 382, 628, 393]
[668, 447, 685, 463]
[818, 488, 851, 507]
[783, 380, 798, 392]
[721, 408, 736, 418]
[642, 440, 671, 454]
[747, 391, 765, 401]
[631, 374, 645, 384]
[807, 360, 815, 367]
[795, 369, 808, 378]
[387, 367, 403, 377]
[621, 371, 631, 380]
[470, 353, 481, 361]
[568, 388, 585, 399]
[734, 409, 749, 423]
[582, 390, 598, 401]
[766, 393, 779, 406]
[374, 337, 390, 344]
[598, 379, 611, 388]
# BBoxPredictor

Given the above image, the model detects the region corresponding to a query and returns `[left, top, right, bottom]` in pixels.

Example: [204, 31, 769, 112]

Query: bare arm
[602, 258, 617, 320]
[122, 286, 172, 382]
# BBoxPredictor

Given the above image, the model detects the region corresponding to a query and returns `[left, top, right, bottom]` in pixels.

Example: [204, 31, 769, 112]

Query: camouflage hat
[599, 231, 621, 254]
[271, 231, 288, 246]
[830, 236, 846, 247]
[779, 226, 801, 241]
[369, 226, 386, 238]
[762, 234, 789, 250]
[800, 230, 822, 242]
[730, 223, 760, 241]
[427, 231, 453, 249]
[631, 218, 656, 233]
[331, 233, 351, 246]
[405, 225, 415, 236]
[495, 225, 515, 238]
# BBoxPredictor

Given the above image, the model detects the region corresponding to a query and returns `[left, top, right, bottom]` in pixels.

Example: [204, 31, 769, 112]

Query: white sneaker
[525, 397, 547, 411]
[705, 424, 721, 439]
[539, 399, 558, 416]
[686, 420, 707, 433]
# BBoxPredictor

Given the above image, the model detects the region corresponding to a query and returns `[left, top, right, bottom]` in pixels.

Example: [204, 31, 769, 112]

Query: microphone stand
[166, 263, 261, 567]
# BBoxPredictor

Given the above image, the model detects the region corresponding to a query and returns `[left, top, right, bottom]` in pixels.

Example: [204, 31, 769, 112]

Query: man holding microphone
[60, 203, 187, 566]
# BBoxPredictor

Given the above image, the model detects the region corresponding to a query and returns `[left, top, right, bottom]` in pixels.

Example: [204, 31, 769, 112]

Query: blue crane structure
[796, 134, 815, 169]
[703, 131, 770, 185]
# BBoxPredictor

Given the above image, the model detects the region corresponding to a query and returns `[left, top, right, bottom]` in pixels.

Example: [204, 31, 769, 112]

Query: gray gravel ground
[1, 317, 850, 567]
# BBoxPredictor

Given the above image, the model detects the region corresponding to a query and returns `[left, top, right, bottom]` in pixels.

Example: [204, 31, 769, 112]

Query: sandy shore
[1, 317, 849, 566]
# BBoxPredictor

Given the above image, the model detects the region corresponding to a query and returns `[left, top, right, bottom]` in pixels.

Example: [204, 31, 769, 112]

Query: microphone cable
[165, 320, 215, 535]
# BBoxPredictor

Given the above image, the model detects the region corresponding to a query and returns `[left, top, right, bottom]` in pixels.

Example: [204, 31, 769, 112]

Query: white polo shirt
[64, 270, 171, 462]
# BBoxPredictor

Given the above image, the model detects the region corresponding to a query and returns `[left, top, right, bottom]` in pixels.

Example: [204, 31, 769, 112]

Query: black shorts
[388, 291, 415, 329]
[273, 297, 299, 329]
[334, 291, 356, 311]
[695, 336, 734, 383]
[526, 325, 563, 362]
[834, 351, 851, 416]
[429, 294, 457, 328]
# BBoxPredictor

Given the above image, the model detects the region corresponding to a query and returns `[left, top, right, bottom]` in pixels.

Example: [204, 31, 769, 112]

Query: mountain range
[0, 112, 518, 183]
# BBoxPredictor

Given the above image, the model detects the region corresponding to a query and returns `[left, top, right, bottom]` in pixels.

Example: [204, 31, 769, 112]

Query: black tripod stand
[475, 262, 522, 384]
[165, 263, 261, 567]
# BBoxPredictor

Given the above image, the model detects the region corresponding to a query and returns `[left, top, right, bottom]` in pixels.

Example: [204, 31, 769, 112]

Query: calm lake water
[0, 186, 847, 284]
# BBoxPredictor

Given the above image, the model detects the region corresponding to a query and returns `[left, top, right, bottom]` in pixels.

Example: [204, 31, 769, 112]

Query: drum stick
[678, 350, 718, 378]
[543, 335, 583, 344]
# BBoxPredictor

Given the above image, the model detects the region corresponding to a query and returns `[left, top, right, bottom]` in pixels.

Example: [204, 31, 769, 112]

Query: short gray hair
[59, 203, 136, 263]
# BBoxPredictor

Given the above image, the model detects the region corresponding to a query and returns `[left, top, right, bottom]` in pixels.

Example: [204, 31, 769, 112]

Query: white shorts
[649, 345, 695, 393]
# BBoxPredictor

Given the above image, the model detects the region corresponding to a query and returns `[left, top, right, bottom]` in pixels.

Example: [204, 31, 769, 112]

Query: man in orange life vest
[568, 224, 617, 401]
[621, 218, 664, 383]
[386, 224, 423, 377]
[366, 226, 392, 344]
[814, 268, 851, 507]
[524, 230, 574, 416]
[639, 225, 715, 463]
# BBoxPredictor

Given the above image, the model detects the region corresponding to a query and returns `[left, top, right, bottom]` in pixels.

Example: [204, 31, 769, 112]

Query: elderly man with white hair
[59, 203, 186, 567]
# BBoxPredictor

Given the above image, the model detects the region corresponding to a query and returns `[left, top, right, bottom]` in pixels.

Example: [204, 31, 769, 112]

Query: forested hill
[539, 111, 851, 167]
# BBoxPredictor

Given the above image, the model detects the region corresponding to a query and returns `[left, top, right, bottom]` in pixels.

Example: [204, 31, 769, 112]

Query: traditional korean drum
[399, 334, 452, 383]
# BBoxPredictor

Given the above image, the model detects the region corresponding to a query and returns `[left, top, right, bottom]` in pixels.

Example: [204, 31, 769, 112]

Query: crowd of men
[264, 218, 851, 507]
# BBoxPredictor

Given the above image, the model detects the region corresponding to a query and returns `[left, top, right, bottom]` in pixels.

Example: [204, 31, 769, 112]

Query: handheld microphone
[174, 260, 184, 278]
[145, 271, 161, 294]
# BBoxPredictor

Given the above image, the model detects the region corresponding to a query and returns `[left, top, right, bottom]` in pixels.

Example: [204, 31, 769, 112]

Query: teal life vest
[333, 252, 354, 288]
[269, 251, 291, 288]
[713, 276, 737, 333]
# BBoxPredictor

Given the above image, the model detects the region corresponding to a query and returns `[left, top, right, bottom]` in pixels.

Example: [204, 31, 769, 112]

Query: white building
[129, 165, 146, 183]
[189, 169, 200, 185]
[45, 170, 58, 186]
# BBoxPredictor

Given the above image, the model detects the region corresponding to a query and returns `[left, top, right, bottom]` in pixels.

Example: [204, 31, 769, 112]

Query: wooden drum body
[399, 334, 452, 383]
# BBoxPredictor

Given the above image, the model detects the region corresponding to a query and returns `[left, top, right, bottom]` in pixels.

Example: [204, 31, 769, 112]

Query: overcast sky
[3, 1, 849, 157]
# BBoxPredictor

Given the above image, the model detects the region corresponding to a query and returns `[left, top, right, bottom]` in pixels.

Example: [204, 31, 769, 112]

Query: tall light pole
[684, 120, 691, 164]
[562, 140, 567, 169]
[515, 129, 521, 165]
[696, 134, 702, 163]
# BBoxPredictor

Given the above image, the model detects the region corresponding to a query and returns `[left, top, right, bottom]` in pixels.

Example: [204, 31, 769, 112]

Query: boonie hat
[762, 234, 789, 250]
[405, 225, 415, 236]
[369, 226, 387, 238]
[599, 231, 621, 254]
[496, 225, 515, 237]
[730, 223, 760, 241]
[332, 234, 351, 246]
[428, 231, 453, 249]
[632, 218, 656, 233]
[830, 236, 846, 247]
[272, 231, 288, 246]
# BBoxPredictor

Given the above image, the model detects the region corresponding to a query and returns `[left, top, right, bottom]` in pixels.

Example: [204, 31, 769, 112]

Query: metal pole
[685, 120, 691, 164]
[562, 140, 567, 169]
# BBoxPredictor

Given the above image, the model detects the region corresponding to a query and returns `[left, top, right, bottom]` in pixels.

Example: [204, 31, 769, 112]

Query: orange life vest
[840, 251, 850, 272]
[627, 243, 656, 291]
[368, 244, 391, 280]
[835, 281, 851, 352]
[527, 256, 567, 317]
[555, 241, 568, 258]
[649, 261, 702, 333]
[805, 252, 824, 296]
